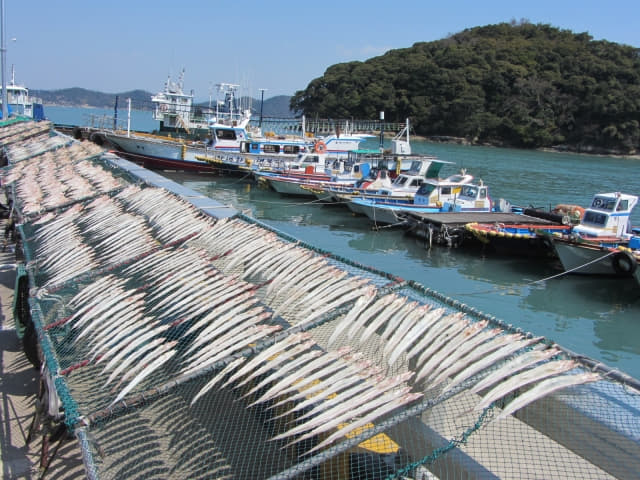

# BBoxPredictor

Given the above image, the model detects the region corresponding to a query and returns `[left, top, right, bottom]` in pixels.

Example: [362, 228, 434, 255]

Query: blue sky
[5, 0, 640, 100]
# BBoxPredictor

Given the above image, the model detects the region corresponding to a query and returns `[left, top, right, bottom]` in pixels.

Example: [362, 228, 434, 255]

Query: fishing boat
[0, 66, 45, 120]
[547, 192, 639, 276]
[464, 204, 585, 257]
[350, 179, 494, 226]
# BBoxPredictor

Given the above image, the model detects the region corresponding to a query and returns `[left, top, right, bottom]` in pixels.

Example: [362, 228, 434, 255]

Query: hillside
[291, 22, 640, 154]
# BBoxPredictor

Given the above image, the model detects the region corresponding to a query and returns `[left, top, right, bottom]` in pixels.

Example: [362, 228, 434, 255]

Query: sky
[4, 0, 640, 101]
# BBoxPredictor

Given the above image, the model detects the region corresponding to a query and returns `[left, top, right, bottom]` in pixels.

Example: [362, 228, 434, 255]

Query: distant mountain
[31, 87, 297, 117]
[31, 88, 153, 109]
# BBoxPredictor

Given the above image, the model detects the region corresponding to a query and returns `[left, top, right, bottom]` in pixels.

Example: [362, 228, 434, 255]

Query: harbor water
[49, 106, 640, 379]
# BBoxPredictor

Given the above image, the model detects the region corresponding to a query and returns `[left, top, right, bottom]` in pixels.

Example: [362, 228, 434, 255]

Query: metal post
[259, 88, 267, 128]
[1, 0, 8, 120]
[113, 95, 118, 131]
[127, 98, 131, 137]
[379, 111, 385, 151]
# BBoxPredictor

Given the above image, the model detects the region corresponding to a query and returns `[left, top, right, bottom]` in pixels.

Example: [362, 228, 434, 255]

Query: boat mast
[1, 0, 7, 120]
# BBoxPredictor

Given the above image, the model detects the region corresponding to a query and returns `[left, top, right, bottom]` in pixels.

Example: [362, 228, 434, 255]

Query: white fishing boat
[0, 66, 45, 120]
[345, 170, 474, 217]
[549, 192, 639, 276]
[350, 179, 493, 225]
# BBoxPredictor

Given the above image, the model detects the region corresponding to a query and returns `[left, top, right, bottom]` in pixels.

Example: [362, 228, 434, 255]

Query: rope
[386, 407, 493, 479]
[452, 249, 618, 298]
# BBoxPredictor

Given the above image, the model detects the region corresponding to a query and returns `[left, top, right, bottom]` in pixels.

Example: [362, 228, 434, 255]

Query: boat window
[395, 176, 408, 186]
[441, 187, 452, 195]
[461, 186, 478, 198]
[617, 200, 628, 211]
[417, 184, 436, 196]
[583, 211, 607, 225]
[215, 129, 237, 140]
[410, 179, 423, 187]
[479, 188, 487, 199]
[283, 145, 300, 154]
[263, 144, 281, 153]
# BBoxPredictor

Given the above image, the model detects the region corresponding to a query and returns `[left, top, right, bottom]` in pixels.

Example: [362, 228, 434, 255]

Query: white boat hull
[554, 241, 637, 276]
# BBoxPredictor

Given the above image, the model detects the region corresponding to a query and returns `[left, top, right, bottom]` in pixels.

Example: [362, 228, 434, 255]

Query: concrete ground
[0, 219, 85, 479]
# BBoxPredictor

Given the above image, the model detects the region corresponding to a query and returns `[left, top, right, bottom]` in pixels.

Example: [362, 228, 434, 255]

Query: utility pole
[259, 88, 267, 128]
[1, 0, 8, 120]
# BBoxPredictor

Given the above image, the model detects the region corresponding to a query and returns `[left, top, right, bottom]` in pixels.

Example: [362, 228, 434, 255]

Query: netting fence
[2, 121, 640, 479]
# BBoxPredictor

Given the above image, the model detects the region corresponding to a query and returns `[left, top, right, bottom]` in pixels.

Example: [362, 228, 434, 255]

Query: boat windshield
[591, 197, 617, 211]
[582, 211, 608, 226]
[417, 184, 436, 196]
[460, 185, 478, 198]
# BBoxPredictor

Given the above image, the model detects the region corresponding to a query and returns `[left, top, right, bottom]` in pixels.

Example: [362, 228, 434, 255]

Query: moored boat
[464, 204, 584, 257]
[0, 66, 45, 121]
[547, 192, 639, 275]
[351, 179, 495, 226]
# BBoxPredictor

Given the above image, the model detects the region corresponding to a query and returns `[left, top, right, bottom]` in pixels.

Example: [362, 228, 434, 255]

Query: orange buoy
[314, 140, 327, 154]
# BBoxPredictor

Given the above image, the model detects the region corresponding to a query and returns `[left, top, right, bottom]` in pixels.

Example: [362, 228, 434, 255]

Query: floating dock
[2, 120, 639, 480]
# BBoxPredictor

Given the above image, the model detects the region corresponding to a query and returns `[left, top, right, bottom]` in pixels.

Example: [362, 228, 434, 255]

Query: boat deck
[404, 211, 559, 228]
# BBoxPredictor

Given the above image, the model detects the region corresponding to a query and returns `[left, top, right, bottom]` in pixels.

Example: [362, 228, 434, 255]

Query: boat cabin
[440, 183, 492, 211]
[573, 192, 638, 238]
[413, 171, 475, 206]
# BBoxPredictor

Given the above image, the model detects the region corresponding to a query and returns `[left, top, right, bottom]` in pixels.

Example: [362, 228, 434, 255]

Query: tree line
[290, 22, 640, 154]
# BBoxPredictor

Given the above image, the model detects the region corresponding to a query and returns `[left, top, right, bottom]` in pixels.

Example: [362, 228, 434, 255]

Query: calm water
[49, 107, 640, 379]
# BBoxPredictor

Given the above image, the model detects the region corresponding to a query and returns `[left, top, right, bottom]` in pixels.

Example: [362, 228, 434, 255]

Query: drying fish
[416, 320, 488, 383]
[244, 350, 325, 403]
[190, 357, 247, 406]
[378, 300, 420, 343]
[358, 295, 407, 345]
[470, 346, 561, 395]
[264, 347, 352, 401]
[268, 363, 381, 420]
[327, 285, 377, 347]
[98, 322, 171, 371]
[494, 372, 600, 421]
[289, 371, 414, 427]
[103, 337, 168, 387]
[297, 277, 369, 318]
[385, 307, 447, 367]
[305, 391, 424, 455]
[274, 385, 413, 445]
[181, 325, 282, 378]
[111, 345, 177, 405]
[474, 359, 577, 411]
[247, 348, 352, 406]
[296, 283, 372, 328]
[273, 267, 343, 316]
[382, 304, 431, 361]
[427, 328, 504, 388]
[405, 311, 463, 363]
[413, 315, 471, 381]
[346, 294, 397, 340]
[219, 333, 313, 389]
[232, 340, 317, 390]
[441, 335, 543, 393]
[86, 313, 148, 360]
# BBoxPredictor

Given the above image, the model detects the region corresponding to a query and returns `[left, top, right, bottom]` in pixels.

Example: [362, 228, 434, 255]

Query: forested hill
[291, 22, 640, 154]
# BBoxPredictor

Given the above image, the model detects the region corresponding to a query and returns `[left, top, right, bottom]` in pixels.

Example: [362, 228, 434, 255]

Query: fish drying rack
[2, 120, 640, 480]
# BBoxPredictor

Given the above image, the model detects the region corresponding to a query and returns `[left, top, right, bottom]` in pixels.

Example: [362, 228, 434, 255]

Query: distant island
[30, 88, 296, 118]
[291, 21, 640, 155]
